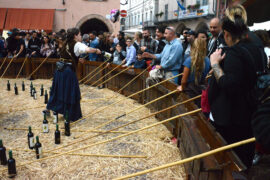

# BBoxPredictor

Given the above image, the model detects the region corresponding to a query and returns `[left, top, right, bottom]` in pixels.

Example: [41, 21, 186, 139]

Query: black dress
[47, 41, 82, 122]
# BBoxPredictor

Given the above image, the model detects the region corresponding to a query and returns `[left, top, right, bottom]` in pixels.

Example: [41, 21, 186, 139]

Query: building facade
[121, 0, 157, 33]
[122, 0, 219, 35]
[156, 0, 216, 33]
[0, 0, 120, 34]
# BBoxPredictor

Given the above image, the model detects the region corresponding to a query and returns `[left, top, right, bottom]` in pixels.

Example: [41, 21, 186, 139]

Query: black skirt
[47, 64, 82, 122]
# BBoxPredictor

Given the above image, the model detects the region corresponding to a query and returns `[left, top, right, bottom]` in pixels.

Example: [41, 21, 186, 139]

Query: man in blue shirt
[122, 37, 136, 67]
[142, 27, 183, 84]
[89, 31, 99, 61]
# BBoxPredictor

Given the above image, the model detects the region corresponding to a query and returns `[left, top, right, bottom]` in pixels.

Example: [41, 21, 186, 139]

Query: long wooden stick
[91, 63, 124, 86]
[95, 66, 131, 87]
[0, 56, 8, 71]
[4, 127, 129, 134]
[15, 56, 28, 79]
[27, 55, 51, 79]
[0, 57, 15, 78]
[51, 95, 201, 153]
[0, 105, 44, 114]
[113, 137, 256, 180]
[83, 64, 109, 85]
[0, 109, 201, 172]
[75, 89, 178, 139]
[71, 73, 183, 126]
[9, 148, 147, 159]
[112, 68, 148, 98]
[79, 59, 109, 83]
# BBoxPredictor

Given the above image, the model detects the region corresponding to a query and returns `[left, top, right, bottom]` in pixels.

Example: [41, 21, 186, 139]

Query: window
[165, 4, 168, 21]
[196, 0, 200, 5]
[202, 0, 208, 5]
[146, 12, 148, 21]
[150, 11, 152, 22]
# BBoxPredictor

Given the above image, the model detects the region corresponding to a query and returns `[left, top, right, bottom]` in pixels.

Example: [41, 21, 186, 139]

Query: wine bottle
[7, 80, 10, 91]
[22, 81, 25, 91]
[55, 124, 61, 144]
[64, 111, 70, 136]
[27, 126, 34, 149]
[42, 114, 49, 133]
[30, 81, 33, 94]
[7, 150, 16, 178]
[0, 139, 7, 165]
[40, 85, 44, 96]
[35, 136, 42, 159]
[14, 83, 18, 95]
[53, 111, 58, 124]
[44, 90, 48, 104]
[33, 88, 37, 100]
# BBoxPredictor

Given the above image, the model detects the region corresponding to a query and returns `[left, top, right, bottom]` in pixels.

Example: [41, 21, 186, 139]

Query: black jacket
[252, 94, 270, 151]
[208, 40, 264, 127]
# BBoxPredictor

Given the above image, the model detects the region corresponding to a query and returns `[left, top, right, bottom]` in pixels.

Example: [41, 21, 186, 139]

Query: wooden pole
[0, 109, 201, 172]
[0, 105, 44, 114]
[71, 73, 183, 126]
[15, 56, 28, 79]
[79, 59, 109, 83]
[91, 63, 124, 86]
[112, 68, 148, 98]
[113, 137, 256, 180]
[95, 66, 131, 87]
[74, 89, 179, 139]
[0, 57, 15, 78]
[0, 56, 8, 71]
[27, 55, 50, 79]
[51, 95, 201, 153]
[9, 148, 147, 159]
[82, 64, 109, 85]
[4, 127, 129, 134]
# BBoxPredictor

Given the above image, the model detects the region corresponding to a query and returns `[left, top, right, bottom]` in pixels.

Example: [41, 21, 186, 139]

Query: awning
[243, 0, 270, 26]
[4, 8, 55, 31]
[0, 8, 7, 31]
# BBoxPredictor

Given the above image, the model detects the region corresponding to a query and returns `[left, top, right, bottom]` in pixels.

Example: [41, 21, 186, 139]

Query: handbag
[56, 61, 65, 71]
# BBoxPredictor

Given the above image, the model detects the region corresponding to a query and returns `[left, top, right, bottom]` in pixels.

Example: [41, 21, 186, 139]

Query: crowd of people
[1, 4, 270, 175]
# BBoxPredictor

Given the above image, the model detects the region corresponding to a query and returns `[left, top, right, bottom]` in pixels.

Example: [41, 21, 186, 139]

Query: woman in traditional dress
[47, 28, 101, 122]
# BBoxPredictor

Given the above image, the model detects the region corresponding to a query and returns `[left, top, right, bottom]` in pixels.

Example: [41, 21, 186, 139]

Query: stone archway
[76, 14, 114, 34]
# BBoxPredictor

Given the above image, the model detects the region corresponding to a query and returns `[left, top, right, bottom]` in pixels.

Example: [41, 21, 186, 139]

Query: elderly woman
[208, 5, 266, 167]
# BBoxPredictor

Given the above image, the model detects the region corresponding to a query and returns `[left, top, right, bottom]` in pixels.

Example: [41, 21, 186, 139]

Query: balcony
[156, 5, 213, 23]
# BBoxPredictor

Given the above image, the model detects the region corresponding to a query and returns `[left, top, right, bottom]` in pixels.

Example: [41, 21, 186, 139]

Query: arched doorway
[76, 14, 114, 35]
[80, 18, 109, 34]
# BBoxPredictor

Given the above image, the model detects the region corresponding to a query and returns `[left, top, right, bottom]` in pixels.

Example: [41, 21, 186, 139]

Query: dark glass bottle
[42, 114, 49, 133]
[33, 88, 37, 100]
[22, 81, 25, 91]
[7, 150, 16, 178]
[40, 85, 44, 96]
[0, 139, 7, 165]
[31, 86, 34, 97]
[14, 83, 18, 95]
[44, 90, 48, 104]
[64, 112, 70, 136]
[55, 124, 61, 144]
[30, 81, 33, 94]
[35, 136, 42, 159]
[7, 80, 10, 91]
[27, 126, 34, 149]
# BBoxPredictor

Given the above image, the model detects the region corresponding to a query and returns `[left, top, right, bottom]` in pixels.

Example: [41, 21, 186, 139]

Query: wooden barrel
[0, 57, 246, 179]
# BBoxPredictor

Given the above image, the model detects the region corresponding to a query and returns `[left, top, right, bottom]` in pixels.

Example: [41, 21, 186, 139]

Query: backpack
[241, 47, 270, 106]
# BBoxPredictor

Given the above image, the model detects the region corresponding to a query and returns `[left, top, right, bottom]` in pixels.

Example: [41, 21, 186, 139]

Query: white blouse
[74, 42, 88, 57]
